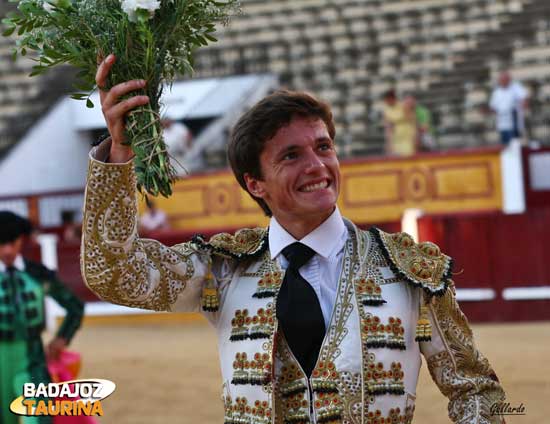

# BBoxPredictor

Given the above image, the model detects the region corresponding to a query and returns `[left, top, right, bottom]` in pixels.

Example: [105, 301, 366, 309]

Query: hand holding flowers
[2, 0, 239, 196]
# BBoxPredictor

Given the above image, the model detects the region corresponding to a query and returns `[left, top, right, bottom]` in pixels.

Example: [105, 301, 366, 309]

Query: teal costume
[0, 259, 83, 424]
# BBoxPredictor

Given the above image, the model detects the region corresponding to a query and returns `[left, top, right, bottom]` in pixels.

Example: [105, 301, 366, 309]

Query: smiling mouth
[299, 180, 330, 192]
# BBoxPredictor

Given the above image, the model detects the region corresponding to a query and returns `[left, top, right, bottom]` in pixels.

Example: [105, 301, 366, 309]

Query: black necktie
[276, 242, 326, 377]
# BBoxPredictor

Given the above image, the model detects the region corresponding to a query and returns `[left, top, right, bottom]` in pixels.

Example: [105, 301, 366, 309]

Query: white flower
[43, 0, 58, 12]
[121, 0, 161, 22]
[43, 0, 70, 13]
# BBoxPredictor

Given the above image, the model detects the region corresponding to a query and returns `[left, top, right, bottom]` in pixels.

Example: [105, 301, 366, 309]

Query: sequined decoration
[365, 361, 405, 396]
[230, 309, 250, 341]
[415, 292, 432, 342]
[232, 352, 272, 386]
[230, 307, 275, 342]
[366, 406, 414, 424]
[370, 227, 452, 297]
[354, 276, 386, 306]
[314, 391, 343, 424]
[279, 364, 308, 397]
[223, 396, 272, 424]
[361, 316, 406, 350]
[250, 307, 275, 339]
[201, 271, 219, 312]
[252, 271, 284, 299]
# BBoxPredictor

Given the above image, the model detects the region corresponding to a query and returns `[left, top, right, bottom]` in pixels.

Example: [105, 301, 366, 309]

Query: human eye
[282, 151, 298, 160]
[318, 141, 334, 151]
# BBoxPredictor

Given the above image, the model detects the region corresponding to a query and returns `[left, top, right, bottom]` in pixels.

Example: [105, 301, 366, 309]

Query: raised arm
[80, 55, 216, 313]
[95, 54, 149, 163]
[420, 281, 506, 424]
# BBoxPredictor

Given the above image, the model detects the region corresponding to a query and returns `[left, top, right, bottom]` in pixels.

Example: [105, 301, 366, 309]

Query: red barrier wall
[418, 208, 550, 322]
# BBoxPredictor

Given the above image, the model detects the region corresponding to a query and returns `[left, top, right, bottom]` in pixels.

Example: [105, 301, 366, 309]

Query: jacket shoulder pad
[192, 227, 269, 260]
[369, 227, 452, 296]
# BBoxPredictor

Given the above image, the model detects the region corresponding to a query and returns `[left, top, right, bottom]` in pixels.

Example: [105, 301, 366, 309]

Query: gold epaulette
[192, 227, 269, 260]
[369, 227, 453, 297]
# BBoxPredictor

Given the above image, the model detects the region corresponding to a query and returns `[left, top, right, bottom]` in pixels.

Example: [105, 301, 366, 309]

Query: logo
[10, 379, 115, 417]
[490, 401, 526, 416]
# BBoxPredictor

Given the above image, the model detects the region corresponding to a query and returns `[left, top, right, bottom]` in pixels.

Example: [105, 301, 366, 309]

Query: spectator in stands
[382, 90, 418, 156]
[162, 118, 193, 158]
[489, 71, 529, 145]
[406, 95, 437, 151]
[0, 211, 83, 424]
[139, 197, 170, 234]
[61, 210, 81, 244]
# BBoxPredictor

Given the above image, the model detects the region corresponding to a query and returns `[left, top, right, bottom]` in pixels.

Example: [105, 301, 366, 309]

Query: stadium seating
[192, 0, 550, 155]
[1, 0, 550, 160]
[0, 1, 73, 158]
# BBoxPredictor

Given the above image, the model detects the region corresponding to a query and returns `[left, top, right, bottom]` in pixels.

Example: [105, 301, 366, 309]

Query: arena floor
[62, 317, 548, 423]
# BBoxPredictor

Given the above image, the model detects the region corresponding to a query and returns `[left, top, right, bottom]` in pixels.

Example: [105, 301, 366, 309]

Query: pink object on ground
[47, 351, 98, 424]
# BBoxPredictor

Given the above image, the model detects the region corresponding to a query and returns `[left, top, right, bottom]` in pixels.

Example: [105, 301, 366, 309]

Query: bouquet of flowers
[2, 0, 239, 197]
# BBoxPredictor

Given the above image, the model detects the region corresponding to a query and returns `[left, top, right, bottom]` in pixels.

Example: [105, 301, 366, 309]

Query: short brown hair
[227, 90, 336, 216]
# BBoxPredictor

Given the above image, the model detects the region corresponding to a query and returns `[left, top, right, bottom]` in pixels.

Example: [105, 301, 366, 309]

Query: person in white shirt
[161, 118, 193, 157]
[139, 198, 170, 234]
[490, 71, 529, 145]
[80, 54, 506, 424]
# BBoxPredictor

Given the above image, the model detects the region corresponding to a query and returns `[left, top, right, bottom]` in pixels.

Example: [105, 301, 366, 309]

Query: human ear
[244, 173, 266, 199]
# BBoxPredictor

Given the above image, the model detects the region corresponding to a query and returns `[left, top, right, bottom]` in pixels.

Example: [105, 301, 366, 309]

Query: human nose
[303, 149, 325, 173]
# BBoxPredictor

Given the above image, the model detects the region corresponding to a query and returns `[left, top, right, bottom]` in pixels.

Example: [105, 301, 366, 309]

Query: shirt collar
[0, 255, 25, 273]
[269, 207, 347, 260]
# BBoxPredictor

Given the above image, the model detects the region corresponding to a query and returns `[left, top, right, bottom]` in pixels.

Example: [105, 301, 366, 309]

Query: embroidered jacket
[81, 152, 505, 424]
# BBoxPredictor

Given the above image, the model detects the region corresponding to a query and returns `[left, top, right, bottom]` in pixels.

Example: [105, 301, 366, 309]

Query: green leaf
[2, 26, 16, 37]
[86, 98, 94, 108]
[70, 93, 88, 100]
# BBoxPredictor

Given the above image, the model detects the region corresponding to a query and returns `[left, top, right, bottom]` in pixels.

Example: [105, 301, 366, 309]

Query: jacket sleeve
[45, 273, 84, 343]
[26, 261, 84, 343]
[80, 144, 215, 313]
[420, 281, 506, 424]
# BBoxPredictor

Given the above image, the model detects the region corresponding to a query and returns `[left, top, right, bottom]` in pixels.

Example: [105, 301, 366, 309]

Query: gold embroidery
[426, 281, 506, 424]
[250, 307, 275, 340]
[232, 352, 272, 386]
[365, 361, 405, 396]
[241, 252, 278, 277]
[366, 406, 414, 424]
[195, 227, 268, 259]
[223, 396, 272, 424]
[415, 293, 432, 342]
[81, 158, 195, 311]
[354, 277, 386, 306]
[361, 315, 406, 350]
[252, 271, 284, 298]
[336, 371, 363, 424]
[311, 234, 362, 423]
[274, 334, 310, 424]
[371, 227, 452, 296]
[314, 391, 344, 424]
[356, 230, 410, 421]
[279, 364, 308, 397]
[229, 306, 275, 342]
[201, 265, 219, 312]
[230, 309, 250, 341]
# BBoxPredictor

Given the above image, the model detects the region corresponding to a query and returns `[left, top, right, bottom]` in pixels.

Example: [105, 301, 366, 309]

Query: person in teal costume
[0, 211, 84, 424]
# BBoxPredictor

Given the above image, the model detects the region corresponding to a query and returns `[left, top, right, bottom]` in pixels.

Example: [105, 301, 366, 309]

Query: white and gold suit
[81, 146, 505, 424]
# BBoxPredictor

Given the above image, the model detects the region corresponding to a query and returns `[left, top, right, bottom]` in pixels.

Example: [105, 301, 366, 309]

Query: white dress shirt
[269, 208, 348, 328]
[490, 81, 528, 131]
